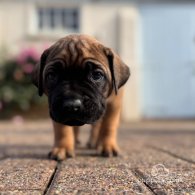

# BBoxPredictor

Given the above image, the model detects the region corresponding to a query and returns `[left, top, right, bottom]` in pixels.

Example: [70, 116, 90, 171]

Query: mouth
[50, 112, 86, 126]
[62, 119, 85, 126]
[51, 113, 97, 126]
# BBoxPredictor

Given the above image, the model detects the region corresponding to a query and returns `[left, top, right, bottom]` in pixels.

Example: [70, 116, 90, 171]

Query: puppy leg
[98, 89, 124, 157]
[49, 120, 75, 161]
[87, 120, 101, 149]
[74, 126, 81, 146]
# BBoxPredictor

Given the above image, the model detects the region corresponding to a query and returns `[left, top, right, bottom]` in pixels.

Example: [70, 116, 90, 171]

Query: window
[37, 7, 79, 32]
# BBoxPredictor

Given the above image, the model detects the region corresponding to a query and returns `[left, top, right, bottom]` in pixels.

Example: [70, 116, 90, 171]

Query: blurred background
[0, 0, 195, 122]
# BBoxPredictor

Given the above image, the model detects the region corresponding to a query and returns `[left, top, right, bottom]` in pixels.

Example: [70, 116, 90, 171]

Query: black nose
[63, 99, 82, 112]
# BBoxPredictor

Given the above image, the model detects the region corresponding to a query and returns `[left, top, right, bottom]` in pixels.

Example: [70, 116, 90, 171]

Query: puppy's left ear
[104, 48, 130, 94]
[32, 48, 50, 96]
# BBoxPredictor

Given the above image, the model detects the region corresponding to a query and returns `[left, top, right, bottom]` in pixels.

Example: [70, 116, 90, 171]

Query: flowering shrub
[0, 47, 47, 117]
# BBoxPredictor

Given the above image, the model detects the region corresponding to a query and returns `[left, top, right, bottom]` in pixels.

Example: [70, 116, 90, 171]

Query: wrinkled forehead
[46, 37, 108, 67]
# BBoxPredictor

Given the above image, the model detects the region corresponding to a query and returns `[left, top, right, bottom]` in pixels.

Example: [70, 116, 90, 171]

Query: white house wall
[0, 1, 28, 54]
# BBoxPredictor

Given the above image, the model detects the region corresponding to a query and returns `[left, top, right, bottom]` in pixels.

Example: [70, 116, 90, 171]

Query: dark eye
[46, 72, 58, 84]
[90, 70, 104, 82]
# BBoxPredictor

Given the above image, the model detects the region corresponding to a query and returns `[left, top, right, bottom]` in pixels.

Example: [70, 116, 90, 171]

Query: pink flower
[23, 63, 34, 74]
[17, 47, 40, 64]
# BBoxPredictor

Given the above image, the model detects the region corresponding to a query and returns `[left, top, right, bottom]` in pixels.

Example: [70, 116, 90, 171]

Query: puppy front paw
[48, 147, 75, 161]
[100, 139, 120, 157]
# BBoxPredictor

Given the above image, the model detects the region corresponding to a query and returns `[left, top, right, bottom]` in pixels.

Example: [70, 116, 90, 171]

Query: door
[139, 4, 195, 118]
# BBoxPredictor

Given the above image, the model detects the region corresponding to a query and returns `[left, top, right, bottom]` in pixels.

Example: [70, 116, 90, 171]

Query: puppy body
[33, 34, 130, 160]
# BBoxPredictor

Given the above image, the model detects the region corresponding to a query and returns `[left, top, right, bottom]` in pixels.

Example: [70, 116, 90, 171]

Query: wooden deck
[0, 120, 194, 194]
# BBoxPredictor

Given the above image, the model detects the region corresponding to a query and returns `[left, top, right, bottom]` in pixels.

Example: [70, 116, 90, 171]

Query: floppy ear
[32, 48, 49, 96]
[104, 48, 130, 95]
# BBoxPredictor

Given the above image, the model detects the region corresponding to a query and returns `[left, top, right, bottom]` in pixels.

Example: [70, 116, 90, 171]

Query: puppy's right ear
[32, 48, 49, 96]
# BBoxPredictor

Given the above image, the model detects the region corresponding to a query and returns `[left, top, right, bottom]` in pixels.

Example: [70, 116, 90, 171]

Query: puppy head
[32, 34, 130, 126]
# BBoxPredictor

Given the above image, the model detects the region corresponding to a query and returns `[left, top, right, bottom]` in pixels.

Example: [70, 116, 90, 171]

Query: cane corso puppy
[32, 34, 130, 160]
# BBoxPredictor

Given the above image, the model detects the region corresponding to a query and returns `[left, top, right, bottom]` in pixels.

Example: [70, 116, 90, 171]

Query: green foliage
[0, 48, 46, 117]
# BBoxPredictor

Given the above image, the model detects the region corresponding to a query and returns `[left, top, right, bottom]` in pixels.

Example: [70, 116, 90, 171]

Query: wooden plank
[0, 121, 194, 194]
[0, 190, 42, 195]
[47, 129, 195, 194]
[47, 158, 152, 195]
[146, 134, 195, 163]
[0, 159, 57, 194]
[121, 133, 195, 194]
[134, 165, 195, 194]
[119, 125, 195, 163]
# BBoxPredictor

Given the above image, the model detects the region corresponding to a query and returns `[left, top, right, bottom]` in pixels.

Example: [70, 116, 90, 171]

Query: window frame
[37, 7, 80, 32]
[27, 4, 80, 38]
